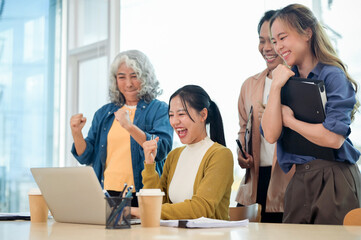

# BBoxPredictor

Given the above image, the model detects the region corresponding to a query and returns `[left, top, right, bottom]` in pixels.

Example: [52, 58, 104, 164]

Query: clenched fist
[70, 113, 87, 135]
[114, 108, 132, 130]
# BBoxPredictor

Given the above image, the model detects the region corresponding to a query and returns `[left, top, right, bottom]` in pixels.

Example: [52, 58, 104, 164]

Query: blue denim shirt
[261, 63, 360, 173]
[71, 99, 173, 191]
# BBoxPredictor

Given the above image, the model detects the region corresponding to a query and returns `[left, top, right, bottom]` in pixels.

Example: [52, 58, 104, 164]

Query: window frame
[61, 0, 120, 166]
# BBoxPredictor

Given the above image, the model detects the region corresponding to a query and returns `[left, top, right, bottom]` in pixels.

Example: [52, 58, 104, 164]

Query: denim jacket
[260, 63, 360, 173]
[71, 99, 173, 191]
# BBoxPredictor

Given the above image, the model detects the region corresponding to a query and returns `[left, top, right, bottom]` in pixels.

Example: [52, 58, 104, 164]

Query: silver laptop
[31, 166, 106, 225]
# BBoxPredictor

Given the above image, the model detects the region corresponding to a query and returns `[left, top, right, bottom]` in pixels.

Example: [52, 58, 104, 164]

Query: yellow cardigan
[142, 142, 234, 220]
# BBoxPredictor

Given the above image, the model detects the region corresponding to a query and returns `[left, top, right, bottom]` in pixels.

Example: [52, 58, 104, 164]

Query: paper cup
[136, 189, 164, 227]
[28, 188, 48, 222]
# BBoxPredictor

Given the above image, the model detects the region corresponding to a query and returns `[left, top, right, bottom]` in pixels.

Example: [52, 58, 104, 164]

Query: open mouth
[176, 128, 188, 138]
[281, 51, 290, 59]
[264, 54, 278, 63]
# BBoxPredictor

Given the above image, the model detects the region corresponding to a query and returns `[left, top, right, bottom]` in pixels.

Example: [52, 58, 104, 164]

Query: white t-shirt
[168, 137, 214, 203]
[260, 76, 276, 166]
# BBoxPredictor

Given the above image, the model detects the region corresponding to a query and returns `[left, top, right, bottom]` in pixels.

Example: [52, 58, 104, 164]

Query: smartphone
[236, 139, 247, 159]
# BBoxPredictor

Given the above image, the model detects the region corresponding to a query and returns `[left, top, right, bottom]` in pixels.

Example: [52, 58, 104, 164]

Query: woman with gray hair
[70, 50, 173, 206]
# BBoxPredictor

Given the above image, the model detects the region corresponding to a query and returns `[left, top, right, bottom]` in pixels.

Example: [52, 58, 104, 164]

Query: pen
[103, 189, 111, 198]
[108, 186, 134, 226]
[113, 186, 133, 227]
[236, 139, 247, 159]
[119, 183, 128, 197]
[106, 183, 128, 225]
[124, 186, 133, 197]
[103, 189, 115, 207]
[150, 135, 156, 160]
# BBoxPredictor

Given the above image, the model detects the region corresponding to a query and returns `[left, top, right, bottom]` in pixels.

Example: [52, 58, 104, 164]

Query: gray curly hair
[109, 50, 162, 106]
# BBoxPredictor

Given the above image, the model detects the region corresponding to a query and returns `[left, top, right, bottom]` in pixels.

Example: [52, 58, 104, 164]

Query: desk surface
[0, 220, 361, 240]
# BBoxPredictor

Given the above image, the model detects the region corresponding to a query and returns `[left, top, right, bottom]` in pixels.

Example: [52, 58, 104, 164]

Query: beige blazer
[235, 69, 295, 212]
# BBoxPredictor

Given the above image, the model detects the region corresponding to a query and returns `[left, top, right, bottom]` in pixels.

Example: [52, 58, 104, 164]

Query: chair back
[229, 203, 262, 222]
[343, 208, 361, 226]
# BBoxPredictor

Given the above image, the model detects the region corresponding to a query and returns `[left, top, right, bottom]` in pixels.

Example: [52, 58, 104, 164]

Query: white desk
[0, 220, 361, 240]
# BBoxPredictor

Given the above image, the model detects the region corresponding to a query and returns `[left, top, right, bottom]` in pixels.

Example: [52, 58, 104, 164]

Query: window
[0, 0, 61, 212]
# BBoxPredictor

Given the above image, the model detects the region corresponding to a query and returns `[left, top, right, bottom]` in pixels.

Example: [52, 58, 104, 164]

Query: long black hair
[169, 85, 226, 146]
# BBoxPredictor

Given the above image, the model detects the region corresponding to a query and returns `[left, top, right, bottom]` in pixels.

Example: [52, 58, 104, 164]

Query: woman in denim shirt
[262, 4, 361, 224]
[70, 50, 173, 206]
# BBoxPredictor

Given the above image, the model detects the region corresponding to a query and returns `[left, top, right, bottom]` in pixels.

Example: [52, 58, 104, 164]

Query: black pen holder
[105, 196, 132, 229]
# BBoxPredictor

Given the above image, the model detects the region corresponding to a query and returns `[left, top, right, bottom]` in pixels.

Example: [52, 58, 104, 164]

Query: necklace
[124, 104, 137, 116]
[124, 104, 137, 109]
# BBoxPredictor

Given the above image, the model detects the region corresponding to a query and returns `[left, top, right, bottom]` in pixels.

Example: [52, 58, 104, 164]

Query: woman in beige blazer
[235, 10, 295, 223]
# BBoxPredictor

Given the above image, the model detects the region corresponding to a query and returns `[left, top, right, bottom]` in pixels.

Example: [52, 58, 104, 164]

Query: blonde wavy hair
[270, 4, 359, 121]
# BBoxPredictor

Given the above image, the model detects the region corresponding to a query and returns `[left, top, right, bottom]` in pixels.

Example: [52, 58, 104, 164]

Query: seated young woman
[131, 85, 234, 220]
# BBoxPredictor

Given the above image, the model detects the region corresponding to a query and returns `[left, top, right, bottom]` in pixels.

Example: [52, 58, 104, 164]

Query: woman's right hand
[70, 113, 86, 135]
[130, 207, 140, 219]
[237, 150, 254, 169]
[271, 64, 295, 89]
[70, 113, 87, 156]
[142, 137, 159, 164]
[114, 108, 132, 130]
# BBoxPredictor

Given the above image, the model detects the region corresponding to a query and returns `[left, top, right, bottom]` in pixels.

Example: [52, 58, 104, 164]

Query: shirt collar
[291, 62, 324, 79]
[136, 99, 149, 110]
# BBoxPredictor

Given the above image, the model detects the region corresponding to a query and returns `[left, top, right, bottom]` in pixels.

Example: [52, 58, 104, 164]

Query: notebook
[280, 77, 335, 160]
[160, 217, 249, 228]
[31, 166, 107, 225]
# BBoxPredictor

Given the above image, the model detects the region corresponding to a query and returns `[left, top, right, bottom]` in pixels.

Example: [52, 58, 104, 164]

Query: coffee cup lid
[136, 188, 165, 196]
[28, 188, 42, 195]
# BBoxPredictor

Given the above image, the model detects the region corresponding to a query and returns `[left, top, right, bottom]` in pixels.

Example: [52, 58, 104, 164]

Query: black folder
[244, 106, 253, 154]
[0, 213, 30, 221]
[280, 77, 335, 160]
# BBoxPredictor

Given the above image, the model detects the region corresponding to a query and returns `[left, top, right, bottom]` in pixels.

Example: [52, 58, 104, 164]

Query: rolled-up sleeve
[322, 71, 355, 137]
